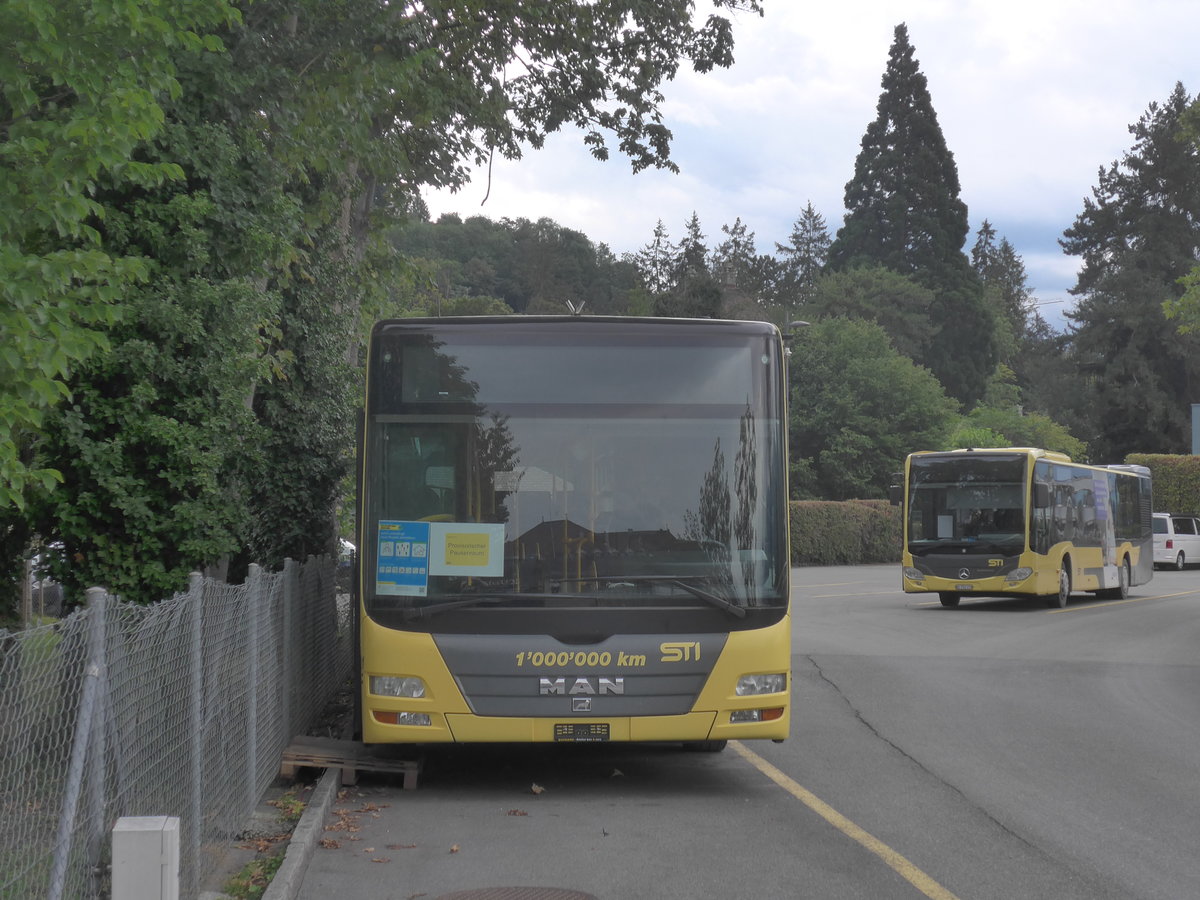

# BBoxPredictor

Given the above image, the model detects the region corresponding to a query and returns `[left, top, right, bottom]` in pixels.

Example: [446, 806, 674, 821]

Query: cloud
[424, 0, 1200, 330]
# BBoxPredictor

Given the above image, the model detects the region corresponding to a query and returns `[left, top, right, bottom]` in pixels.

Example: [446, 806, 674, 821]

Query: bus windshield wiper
[590, 575, 747, 618]
[399, 592, 557, 621]
[400, 579, 748, 621]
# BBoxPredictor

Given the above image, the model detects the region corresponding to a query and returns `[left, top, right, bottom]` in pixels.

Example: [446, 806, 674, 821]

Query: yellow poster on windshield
[429, 522, 505, 576]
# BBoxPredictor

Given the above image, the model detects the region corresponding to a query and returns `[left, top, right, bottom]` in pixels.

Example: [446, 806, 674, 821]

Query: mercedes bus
[356, 316, 791, 748]
[897, 447, 1152, 608]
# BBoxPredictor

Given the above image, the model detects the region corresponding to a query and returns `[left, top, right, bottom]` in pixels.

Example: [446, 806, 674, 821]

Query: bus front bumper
[901, 565, 1037, 597]
[363, 708, 789, 744]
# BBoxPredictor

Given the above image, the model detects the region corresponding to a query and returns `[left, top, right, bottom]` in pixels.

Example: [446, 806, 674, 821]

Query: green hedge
[789, 499, 902, 566]
[1126, 453, 1200, 516]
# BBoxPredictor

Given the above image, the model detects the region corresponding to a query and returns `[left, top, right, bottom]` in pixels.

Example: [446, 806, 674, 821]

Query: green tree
[0, 0, 238, 511]
[674, 212, 710, 283]
[788, 318, 958, 500]
[389, 214, 643, 314]
[827, 23, 996, 405]
[972, 221, 1035, 364]
[7, 0, 762, 614]
[654, 270, 723, 318]
[710, 217, 757, 288]
[1061, 83, 1200, 460]
[1012, 313, 1089, 444]
[710, 217, 781, 316]
[25, 50, 306, 601]
[802, 266, 933, 362]
[947, 366, 1086, 459]
[240, 241, 359, 572]
[35, 278, 271, 602]
[635, 219, 677, 295]
[1162, 95, 1200, 331]
[775, 201, 831, 313]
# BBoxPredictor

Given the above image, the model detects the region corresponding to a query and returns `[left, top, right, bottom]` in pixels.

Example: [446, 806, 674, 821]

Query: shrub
[789, 499, 901, 566]
[1126, 454, 1200, 515]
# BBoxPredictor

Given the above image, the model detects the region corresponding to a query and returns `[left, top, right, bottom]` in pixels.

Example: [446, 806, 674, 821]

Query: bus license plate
[554, 723, 609, 742]
[956, 584, 974, 591]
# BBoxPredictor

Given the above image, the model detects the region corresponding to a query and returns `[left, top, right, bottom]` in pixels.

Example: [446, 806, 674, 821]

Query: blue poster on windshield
[376, 520, 430, 596]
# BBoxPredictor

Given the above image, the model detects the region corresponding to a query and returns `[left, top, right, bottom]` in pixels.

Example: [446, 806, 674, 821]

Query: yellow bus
[897, 448, 1152, 608]
[356, 316, 791, 749]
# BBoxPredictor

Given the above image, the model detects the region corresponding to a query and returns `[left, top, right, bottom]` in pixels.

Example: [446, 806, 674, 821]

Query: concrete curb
[262, 766, 342, 900]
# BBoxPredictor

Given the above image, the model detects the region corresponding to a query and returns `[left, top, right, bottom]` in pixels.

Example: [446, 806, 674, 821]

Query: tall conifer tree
[635, 220, 676, 295]
[971, 221, 1034, 358]
[827, 23, 996, 405]
[1061, 83, 1200, 459]
[776, 201, 831, 311]
[675, 212, 709, 282]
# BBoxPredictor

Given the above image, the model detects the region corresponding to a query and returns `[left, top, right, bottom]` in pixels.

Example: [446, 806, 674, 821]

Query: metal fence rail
[0, 556, 351, 900]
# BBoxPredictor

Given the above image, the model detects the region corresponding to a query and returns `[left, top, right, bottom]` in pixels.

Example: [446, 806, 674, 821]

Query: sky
[423, 1, 1200, 330]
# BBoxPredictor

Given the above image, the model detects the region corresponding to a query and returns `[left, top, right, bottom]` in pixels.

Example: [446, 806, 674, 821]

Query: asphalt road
[295, 564, 1200, 900]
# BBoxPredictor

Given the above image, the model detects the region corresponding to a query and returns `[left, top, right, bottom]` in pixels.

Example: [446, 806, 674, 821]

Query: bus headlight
[1004, 567, 1033, 584]
[370, 676, 426, 698]
[903, 567, 924, 582]
[736, 673, 786, 695]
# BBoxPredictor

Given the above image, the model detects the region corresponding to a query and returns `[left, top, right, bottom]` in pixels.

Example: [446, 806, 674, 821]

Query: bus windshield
[363, 321, 788, 621]
[906, 454, 1028, 555]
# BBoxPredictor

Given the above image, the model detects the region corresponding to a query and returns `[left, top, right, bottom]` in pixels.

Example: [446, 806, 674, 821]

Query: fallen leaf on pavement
[449, 844, 460, 853]
[530, 783, 545, 795]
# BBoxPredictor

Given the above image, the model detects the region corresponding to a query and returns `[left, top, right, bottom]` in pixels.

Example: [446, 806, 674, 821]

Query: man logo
[539, 676, 625, 696]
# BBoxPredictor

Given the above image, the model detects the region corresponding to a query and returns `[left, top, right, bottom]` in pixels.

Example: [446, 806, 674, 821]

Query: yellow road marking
[731, 741, 961, 900]
[810, 590, 903, 598]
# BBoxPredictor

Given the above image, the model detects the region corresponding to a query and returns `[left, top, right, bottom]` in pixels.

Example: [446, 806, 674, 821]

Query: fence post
[86, 586, 111, 898]
[281, 559, 295, 742]
[187, 572, 204, 891]
[47, 587, 108, 900]
[246, 564, 261, 811]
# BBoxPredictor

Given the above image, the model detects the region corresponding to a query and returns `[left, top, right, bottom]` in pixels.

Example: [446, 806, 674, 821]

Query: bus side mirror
[1033, 483, 1051, 509]
[888, 473, 903, 506]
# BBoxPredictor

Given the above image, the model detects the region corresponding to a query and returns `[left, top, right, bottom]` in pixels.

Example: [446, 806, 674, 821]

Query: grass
[222, 852, 285, 900]
[220, 787, 306, 898]
[268, 787, 306, 824]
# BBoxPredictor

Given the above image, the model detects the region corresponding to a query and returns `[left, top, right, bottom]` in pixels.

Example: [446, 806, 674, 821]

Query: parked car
[1152, 513, 1200, 570]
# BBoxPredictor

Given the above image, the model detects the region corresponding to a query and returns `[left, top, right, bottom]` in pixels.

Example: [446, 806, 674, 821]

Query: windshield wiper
[399, 592, 557, 621]
[585, 575, 747, 618]
[400, 578, 749, 621]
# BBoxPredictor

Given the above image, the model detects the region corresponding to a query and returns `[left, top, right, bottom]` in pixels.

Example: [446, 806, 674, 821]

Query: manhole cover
[435, 890, 597, 900]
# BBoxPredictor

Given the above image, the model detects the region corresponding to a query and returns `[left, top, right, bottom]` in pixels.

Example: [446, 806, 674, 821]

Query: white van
[1152, 513, 1200, 569]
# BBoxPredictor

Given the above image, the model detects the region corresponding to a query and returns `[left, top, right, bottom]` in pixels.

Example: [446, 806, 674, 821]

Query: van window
[1172, 517, 1197, 535]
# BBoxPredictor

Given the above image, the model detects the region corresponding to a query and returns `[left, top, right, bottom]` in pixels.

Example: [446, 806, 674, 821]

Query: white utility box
[111, 816, 180, 900]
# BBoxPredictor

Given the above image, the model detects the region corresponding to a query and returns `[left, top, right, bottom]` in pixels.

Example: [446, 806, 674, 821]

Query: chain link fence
[0, 556, 352, 900]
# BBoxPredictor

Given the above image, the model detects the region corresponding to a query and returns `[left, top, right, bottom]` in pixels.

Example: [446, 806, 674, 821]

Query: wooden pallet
[280, 736, 421, 789]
